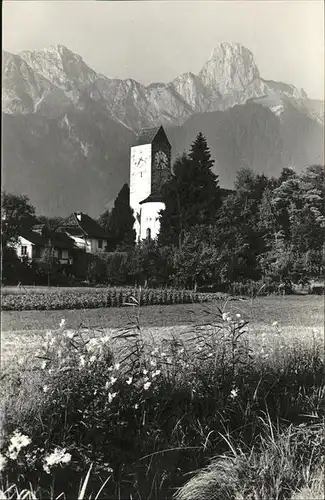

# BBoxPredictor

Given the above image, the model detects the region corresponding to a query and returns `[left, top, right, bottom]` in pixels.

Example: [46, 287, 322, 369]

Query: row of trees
[93, 133, 324, 290]
[2, 132, 324, 289]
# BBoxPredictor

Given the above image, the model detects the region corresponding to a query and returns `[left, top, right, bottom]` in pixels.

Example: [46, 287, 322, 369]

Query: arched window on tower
[146, 228, 151, 240]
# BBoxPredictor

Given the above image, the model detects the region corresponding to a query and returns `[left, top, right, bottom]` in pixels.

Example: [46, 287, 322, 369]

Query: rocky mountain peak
[199, 41, 261, 96]
[19, 45, 97, 90]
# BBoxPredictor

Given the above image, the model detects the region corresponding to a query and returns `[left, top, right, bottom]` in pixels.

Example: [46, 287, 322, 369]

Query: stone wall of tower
[129, 144, 152, 240]
[139, 201, 165, 240]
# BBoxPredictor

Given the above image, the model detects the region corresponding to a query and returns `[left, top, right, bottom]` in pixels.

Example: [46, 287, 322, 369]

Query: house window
[21, 246, 27, 256]
[61, 250, 69, 259]
[146, 228, 151, 240]
[98, 239, 103, 249]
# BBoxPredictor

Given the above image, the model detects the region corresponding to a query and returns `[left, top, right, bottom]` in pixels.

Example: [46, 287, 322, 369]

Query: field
[1, 294, 324, 499]
[2, 295, 324, 366]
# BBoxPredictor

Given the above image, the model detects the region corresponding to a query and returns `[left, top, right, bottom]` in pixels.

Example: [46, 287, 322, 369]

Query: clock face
[154, 150, 168, 171]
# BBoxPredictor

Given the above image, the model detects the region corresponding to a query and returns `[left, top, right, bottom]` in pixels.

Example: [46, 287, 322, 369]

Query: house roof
[19, 229, 76, 250]
[139, 193, 165, 204]
[19, 230, 47, 246]
[51, 231, 76, 249]
[61, 212, 109, 239]
[136, 125, 171, 147]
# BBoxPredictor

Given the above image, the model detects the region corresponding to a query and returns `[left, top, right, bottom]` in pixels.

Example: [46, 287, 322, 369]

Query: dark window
[21, 246, 27, 256]
[98, 239, 103, 249]
[146, 228, 151, 240]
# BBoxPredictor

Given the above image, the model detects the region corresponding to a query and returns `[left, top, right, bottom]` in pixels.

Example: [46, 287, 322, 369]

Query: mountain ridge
[3, 42, 322, 131]
[2, 42, 324, 217]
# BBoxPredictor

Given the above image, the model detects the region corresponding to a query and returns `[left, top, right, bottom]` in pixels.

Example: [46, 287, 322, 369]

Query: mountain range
[2, 42, 324, 217]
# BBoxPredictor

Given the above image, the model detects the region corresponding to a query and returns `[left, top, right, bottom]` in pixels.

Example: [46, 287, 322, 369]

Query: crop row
[1, 287, 224, 311]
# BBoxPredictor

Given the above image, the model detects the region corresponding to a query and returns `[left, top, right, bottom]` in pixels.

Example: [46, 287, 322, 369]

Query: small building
[13, 228, 76, 265]
[59, 212, 110, 253]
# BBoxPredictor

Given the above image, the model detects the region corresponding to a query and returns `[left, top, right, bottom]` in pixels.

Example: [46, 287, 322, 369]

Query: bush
[228, 279, 284, 297]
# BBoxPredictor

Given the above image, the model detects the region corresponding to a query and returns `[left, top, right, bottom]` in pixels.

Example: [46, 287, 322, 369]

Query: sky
[2, 0, 324, 100]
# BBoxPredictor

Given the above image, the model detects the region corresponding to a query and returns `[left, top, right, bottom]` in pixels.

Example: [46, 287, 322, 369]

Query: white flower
[166, 357, 172, 364]
[43, 386, 48, 393]
[66, 330, 75, 339]
[60, 453, 72, 464]
[86, 338, 99, 352]
[230, 388, 238, 399]
[272, 321, 278, 327]
[160, 352, 167, 357]
[41, 361, 47, 370]
[143, 381, 151, 390]
[236, 313, 241, 319]
[152, 369, 161, 378]
[107, 366, 113, 372]
[143, 376, 149, 382]
[126, 377, 133, 385]
[208, 353, 213, 358]
[108, 392, 117, 403]
[134, 403, 139, 409]
[222, 312, 230, 321]
[150, 360, 157, 367]
[43, 447, 71, 473]
[0, 453, 7, 471]
[110, 376, 117, 385]
[59, 319, 66, 329]
[226, 316, 233, 322]
[89, 356, 96, 364]
[114, 363, 120, 370]
[143, 369, 148, 375]
[7, 431, 31, 460]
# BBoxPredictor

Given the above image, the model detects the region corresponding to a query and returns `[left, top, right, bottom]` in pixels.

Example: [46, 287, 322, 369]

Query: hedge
[1, 287, 226, 311]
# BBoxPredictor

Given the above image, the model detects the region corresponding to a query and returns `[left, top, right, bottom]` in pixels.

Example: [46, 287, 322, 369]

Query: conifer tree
[159, 134, 220, 247]
[99, 183, 135, 251]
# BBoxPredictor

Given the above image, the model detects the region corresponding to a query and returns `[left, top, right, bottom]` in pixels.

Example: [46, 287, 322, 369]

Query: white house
[12, 227, 76, 265]
[59, 212, 110, 253]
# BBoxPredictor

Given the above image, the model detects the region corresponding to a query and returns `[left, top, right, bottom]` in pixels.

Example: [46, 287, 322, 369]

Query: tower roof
[139, 193, 165, 204]
[136, 125, 171, 147]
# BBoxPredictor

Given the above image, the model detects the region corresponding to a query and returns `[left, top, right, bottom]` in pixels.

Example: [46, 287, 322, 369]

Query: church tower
[130, 126, 171, 241]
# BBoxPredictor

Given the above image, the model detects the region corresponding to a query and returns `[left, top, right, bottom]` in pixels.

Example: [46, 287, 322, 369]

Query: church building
[129, 126, 171, 242]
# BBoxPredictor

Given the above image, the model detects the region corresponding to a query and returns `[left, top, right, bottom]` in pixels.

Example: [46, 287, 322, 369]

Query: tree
[159, 134, 221, 247]
[214, 193, 262, 283]
[169, 225, 219, 289]
[39, 241, 58, 287]
[36, 216, 65, 233]
[1, 192, 36, 247]
[99, 184, 135, 251]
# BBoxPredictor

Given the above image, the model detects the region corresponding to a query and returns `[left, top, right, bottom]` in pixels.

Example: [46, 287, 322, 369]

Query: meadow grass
[0, 297, 324, 499]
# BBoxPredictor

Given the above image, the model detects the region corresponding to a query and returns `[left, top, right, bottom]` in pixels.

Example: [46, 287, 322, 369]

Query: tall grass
[0, 299, 324, 499]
